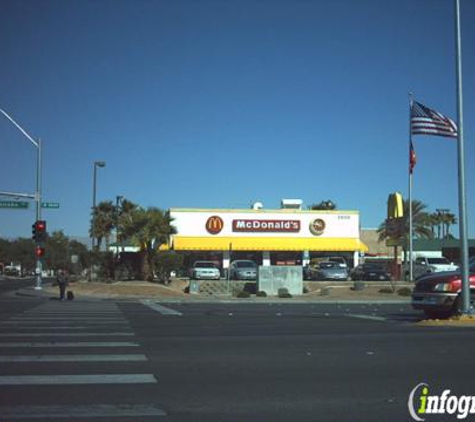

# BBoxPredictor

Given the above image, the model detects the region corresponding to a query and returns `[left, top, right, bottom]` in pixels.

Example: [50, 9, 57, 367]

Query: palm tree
[377, 199, 433, 245]
[90, 201, 115, 251]
[442, 212, 457, 239]
[116, 199, 139, 253]
[128, 207, 177, 281]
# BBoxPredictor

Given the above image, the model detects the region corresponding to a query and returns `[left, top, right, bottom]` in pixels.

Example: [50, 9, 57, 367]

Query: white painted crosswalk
[0, 300, 165, 419]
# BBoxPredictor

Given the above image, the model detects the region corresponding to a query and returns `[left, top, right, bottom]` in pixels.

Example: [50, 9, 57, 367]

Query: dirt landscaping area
[43, 279, 413, 301]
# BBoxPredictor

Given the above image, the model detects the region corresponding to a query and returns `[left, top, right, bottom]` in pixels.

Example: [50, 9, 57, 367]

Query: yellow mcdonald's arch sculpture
[387, 192, 404, 219]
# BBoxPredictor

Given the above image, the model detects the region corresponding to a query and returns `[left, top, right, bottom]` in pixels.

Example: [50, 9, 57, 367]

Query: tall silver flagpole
[408, 93, 414, 281]
[454, 0, 470, 314]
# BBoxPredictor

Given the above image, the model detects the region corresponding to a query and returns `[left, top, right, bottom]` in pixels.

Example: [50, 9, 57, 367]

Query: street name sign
[41, 202, 60, 209]
[0, 201, 29, 209]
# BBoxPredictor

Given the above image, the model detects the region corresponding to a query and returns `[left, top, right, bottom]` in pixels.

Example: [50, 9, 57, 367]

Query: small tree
[129, 207, 177, 282]
[154, 251, 183, 284]
[308, 200, 337, 210]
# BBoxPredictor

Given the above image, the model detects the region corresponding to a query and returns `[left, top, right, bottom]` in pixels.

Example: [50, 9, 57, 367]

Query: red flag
[409, 140, 417, 174]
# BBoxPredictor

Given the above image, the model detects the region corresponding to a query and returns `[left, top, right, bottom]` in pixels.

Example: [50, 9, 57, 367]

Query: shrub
[398, 287, 413, 297]
[256, 291, 267, 297]
[237, 290, 251, 298]
[379, 287, 394, 294]
[278, 288, 292, 299]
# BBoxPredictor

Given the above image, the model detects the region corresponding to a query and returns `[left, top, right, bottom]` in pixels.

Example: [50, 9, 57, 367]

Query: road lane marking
[0, 342, 139, 348]
[0, 354, 147, 362]
[0, 374, 157, 385]
[347, 314, 388, 322]
[140, 300, 182, 316]
[0, 404, 166, 418]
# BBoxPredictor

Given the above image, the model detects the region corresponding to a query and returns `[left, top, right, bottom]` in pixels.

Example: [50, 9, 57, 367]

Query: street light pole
[0, 108, 43, 290]
[91, 161, 106, 252]
[90, 161, 106, 281]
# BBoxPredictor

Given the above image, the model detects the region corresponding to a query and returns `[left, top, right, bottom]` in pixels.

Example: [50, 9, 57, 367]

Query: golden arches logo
[309, 218, 326, 236]
[206, 216, 224, 235]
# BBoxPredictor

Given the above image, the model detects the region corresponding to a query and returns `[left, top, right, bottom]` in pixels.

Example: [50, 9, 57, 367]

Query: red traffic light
[34, 246, 45, 257]
[33, 220, 47, 243]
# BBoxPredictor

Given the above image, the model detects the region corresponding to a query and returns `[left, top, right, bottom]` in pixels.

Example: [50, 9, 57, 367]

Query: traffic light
[34, 246, 45, 258]
[32, 220, 47, 243]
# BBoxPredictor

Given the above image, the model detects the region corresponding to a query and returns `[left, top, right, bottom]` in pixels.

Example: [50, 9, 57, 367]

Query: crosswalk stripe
[0, 404, 166, 418]
[0, 374, 157, 385]
[0, 342, 139, 348]
[1, 321, 130, 325]
[0, 354, 147, 362]
[0, 332, 134, 337]
[9, 318, 126, 322]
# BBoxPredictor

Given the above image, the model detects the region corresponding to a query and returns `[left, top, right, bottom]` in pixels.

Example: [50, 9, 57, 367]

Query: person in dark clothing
[57, 270, 68, 300]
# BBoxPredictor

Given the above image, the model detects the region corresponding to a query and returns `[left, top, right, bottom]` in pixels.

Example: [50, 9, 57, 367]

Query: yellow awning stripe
[172, 236, 368, 252]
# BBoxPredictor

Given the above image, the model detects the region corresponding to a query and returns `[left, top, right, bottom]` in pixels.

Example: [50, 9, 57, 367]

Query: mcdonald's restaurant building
[168, 206, 369, 271]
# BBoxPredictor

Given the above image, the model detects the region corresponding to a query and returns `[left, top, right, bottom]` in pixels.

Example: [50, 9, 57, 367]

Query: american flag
[411, 101, 458, 138]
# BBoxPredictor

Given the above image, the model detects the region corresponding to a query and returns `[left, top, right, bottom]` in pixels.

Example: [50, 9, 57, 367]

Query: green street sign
[0, 201, 29, 209]
[41, 202, 60, 209]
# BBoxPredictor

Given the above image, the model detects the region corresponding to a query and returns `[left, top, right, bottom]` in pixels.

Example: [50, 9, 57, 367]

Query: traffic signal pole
[0, 108, 43, 290]
[35, 139, 43, 290]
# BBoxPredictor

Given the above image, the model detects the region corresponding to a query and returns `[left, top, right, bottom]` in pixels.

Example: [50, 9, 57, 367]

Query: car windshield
[427, 258, 450, 264]
[194, 262, 216, 268]
[235, 261, 256, 268]
[363, 264, 382, 270]
[320, 262, 337, 269]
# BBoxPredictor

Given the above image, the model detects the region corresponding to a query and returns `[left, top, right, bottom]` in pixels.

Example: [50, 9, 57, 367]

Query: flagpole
[454, 0, 470, 314]
[408, 92, 414, 282]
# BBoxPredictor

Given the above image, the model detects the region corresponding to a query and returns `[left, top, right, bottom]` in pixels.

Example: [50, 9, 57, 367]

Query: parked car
[411, 258, 475, 318]
[414, 256, 459, 273]
[310, 261, 349, 281]
[402, 261, 435, 280]
[229, 260, 258, 281]
[3, 266, 20, 277]
[350, 264, 391, 281]
[189, 261, 221, 280]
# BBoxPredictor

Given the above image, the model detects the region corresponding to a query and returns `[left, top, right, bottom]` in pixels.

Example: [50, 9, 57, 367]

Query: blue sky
[0, 0, 474, 239]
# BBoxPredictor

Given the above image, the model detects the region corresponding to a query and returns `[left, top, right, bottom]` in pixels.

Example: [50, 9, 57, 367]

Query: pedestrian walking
[56, 269, 69, 300]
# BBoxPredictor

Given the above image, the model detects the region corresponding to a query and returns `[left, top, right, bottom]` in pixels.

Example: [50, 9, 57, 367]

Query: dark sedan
[350, 264, 391, 281]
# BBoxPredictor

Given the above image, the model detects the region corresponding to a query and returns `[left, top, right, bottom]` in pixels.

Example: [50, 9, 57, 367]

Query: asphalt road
[0, 285, 474, 421]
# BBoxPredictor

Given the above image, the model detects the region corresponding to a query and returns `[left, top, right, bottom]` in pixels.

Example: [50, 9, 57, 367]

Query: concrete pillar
[262, 251, 271, 266]
[302, 250, 310, 267]
[353, 251, 360, 267]
[223, 250, 231, 269]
